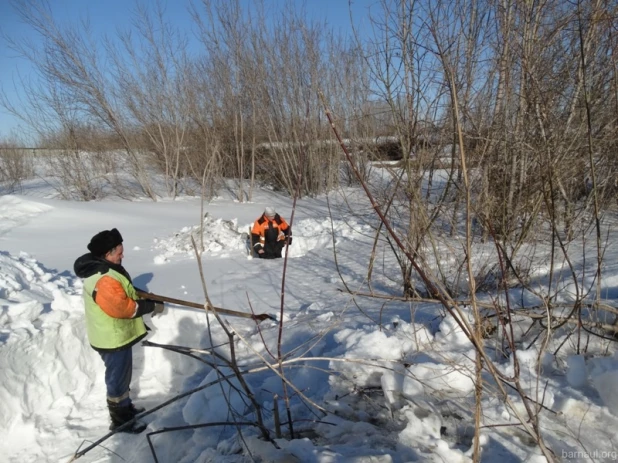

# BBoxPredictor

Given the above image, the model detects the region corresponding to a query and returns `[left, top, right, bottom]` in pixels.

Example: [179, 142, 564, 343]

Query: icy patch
[592, 370, 618, 412]
[588, 353, 618, 412]
[566, 355, 587, 388]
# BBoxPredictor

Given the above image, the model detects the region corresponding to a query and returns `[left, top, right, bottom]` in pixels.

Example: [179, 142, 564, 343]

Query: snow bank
[152, 215, 373, 262]
[330, 324, 427, 390]
[0, 196, 52, 235]
[588, 351, 618, 413]
[153, 215, 247, 262]
[0, 252, 99, 462]
[434, 312, 473, 350]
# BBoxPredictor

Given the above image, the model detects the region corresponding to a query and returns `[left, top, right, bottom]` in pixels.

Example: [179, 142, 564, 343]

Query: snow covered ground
[2, 177, 618, 462]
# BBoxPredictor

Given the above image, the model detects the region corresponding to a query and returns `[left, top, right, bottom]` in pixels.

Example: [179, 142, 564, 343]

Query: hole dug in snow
[151, 214, 370, 262]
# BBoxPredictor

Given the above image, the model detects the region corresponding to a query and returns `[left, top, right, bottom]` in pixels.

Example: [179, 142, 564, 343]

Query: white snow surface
[1, 183, 618, 462]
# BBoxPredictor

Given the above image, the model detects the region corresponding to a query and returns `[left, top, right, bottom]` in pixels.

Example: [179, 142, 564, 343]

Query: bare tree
[2, 0, 158, 199]
[114, 1, 193, 199]
[0, 136, 35, 193]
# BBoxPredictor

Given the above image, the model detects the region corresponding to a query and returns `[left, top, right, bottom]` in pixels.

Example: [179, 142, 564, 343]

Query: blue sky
[0, 0, 373, 143]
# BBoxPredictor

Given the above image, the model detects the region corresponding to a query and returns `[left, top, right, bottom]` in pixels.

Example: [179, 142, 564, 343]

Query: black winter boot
[107, 401, 147, 434]
[130, 403, 146, 415]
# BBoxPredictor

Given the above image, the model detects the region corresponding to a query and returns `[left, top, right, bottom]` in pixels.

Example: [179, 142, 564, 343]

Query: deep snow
[2, 179, 618, 462]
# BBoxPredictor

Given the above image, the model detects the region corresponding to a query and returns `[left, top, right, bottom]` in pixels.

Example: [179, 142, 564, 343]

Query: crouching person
[251, 206, 291, 259]
[73, 228, 164, 433]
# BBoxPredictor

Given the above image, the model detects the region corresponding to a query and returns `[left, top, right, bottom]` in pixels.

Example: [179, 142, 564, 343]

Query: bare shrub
[0, 139, 35, 193]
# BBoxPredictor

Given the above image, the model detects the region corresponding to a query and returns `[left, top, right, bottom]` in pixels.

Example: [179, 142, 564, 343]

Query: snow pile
[0, 195, 52, 235]
[316, 316, 479, 460]
[329, 323, 432, 391]
[0, 251, 96, 462]
[588, 352, 618, 412]
[152, 215, 373, 262]
[152, 214, 247, 262]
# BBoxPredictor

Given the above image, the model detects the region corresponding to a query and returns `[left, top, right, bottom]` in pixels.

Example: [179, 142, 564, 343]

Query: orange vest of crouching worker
[251, 212, 291, 259]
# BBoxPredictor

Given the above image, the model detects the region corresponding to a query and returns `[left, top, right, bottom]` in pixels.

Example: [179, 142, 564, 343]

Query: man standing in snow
[251, 206, 291, 259]
[73, 228, 164, 433]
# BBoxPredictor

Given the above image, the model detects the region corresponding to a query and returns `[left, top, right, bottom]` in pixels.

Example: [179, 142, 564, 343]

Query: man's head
[264, 206, 276, 219]
[88, 228, 124, 264]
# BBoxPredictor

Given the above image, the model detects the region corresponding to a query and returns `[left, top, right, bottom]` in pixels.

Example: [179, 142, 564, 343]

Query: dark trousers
[99, 348, 133, 407]
[258, 240, 284, 259]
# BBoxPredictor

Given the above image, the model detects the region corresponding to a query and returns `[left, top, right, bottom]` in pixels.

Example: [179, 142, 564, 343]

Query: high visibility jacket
[74, 254, 147, 351]
[251, 213, 290, 258]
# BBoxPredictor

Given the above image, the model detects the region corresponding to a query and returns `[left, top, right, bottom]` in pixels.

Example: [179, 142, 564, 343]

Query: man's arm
[251, 221, 265, 254]
[94, 276, 138, 318]
[281, 219, 291, 243]
[251, 233, 262, 246]
[94, 276, 160, 318]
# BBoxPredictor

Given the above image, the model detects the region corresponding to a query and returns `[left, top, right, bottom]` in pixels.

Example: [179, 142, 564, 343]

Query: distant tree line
[0, 0, 615, 257]
[0, 0, 614, 211]
[0, 0, 615, 250]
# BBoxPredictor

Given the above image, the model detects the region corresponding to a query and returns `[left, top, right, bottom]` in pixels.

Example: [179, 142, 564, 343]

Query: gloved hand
[153, 301, 164, 316]
[134, 299, 164, 318]
[278, 231, 285, 241]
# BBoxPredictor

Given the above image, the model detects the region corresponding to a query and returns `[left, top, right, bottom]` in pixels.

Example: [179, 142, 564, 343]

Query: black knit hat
[87, 228, 123, 257]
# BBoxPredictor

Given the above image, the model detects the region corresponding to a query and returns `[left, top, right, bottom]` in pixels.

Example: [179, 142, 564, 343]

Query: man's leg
[99, 348, 146, 432]
[99, 348, 132, 407]
[274, 240, 285, 258]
